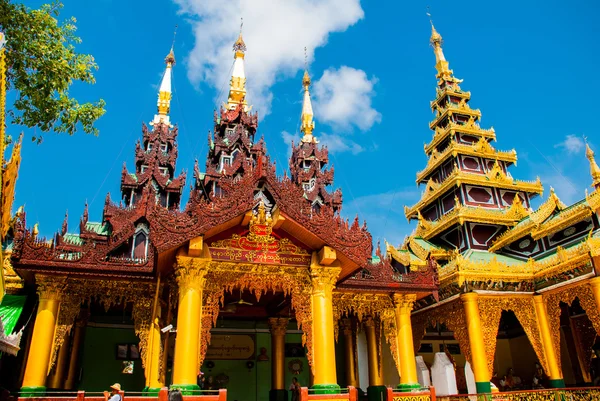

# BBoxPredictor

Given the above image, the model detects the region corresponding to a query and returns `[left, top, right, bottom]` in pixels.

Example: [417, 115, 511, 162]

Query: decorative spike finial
[584, 138, 600, 188]
[427, 13, 455, 81]
[300, 48, 316, 143]
[227, 18, 249, 111]
[153, 40, 176, 125]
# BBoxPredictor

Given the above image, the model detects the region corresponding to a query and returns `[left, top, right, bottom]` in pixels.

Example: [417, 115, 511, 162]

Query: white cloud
[174, 0, 364, 116]
[554, 135, 585, 154]
[319, 133, 364, 154]
[280, 131, 363, 155]
[313, 66, 381, 131]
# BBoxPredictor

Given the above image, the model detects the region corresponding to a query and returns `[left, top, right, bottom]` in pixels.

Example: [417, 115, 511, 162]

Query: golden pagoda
[397, 21, 600, 394]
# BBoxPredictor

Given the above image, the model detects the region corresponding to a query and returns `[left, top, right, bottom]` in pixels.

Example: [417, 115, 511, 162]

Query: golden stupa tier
[489, 188, 599, 252]
[429, 100, 481, 130]
[438, 234, 599, 289]
[429, 86, 471, 110]
[413, 196, 530, 240]
[424, 118, 496, 155]
[416, 136, 517, 183]
[405, 165, 543, 220]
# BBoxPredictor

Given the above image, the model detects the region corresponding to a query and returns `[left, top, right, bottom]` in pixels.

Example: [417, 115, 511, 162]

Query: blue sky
[8, 0, 600, 247]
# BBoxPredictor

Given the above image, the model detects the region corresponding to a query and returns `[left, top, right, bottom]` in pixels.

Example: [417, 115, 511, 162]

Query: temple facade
[0, 21, 599, 401]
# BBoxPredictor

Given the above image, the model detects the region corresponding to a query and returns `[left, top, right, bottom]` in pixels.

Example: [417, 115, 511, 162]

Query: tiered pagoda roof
[396, 23, 600, 311]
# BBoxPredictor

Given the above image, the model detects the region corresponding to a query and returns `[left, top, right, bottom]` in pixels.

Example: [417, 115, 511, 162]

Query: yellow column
[310, 253, 341, 393]
[393, 294, 419, 391]
[46, 332, 71, 389]
[145, 311, 163, 392]
[460, 293, 491, 393]
[172, 256, 209, 391]
[340, 318, 359, 388]
[269, 317, 288, 400]
[590, 276, 600, 314]
[64, 316, 88, 390]
[364, 316, 385, 401]
[21, 277, 64, 395]
[533, 295, 565, 388]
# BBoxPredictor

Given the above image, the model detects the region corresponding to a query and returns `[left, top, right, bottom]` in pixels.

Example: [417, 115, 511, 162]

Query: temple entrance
[492, 311, 538, 391]
[165, 289, 309, 401]
[557, 299, 598, 386]
[77, 301, 145, 391]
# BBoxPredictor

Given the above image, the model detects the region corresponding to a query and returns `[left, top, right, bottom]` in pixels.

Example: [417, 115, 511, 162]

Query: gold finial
[226, 19, 249, 111]
[427, 8, 442, 45]
[585, 137, 600, 188]
[300, 48, 316, 142]
[233, 18, 246, 57]
[154, 42, 175, 123]
[427, 11, 454, 81]
[165, 25, 178, 66]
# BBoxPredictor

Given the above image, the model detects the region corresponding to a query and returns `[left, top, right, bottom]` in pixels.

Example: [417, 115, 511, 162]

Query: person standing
[289, 378, 300, 401]
[104, 384, 122, 401]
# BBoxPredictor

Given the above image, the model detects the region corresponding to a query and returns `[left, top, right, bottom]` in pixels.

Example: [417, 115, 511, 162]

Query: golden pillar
[46, 332, 71, 389]
[269, 317, 288, 401]
[64, 316, 88, 390]
[340, 318, 359, 388]
[310, 253, 341, 393]
[533, 295, 565, 388]
[21, 277, 64, 395]
[590, 276, 600, 314]
[364, 316, 385, 401]
[172, 256, 209, 391]
[145, 311, 163, 392]
[460, 293, 491, 393]
[394, 294, 419, 390]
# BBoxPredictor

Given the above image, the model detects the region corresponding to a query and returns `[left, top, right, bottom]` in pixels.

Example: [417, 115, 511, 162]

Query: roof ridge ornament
[584, 137, 600, 188]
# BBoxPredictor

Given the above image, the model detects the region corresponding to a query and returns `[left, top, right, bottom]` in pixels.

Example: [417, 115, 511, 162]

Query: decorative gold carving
[48, 299, 81, 374]
[268, 317, 289, 336]
[424, 119, 496, 155]
[587, 188, 600, 212]
[174, 256, 209, 294]
[545, 282, 600, 376]
[478, 296, 548, 379]
[332, 292, 393, 341]
[36, 275, 66, 300]
[310, 265, 340, 296]
[406, 167, 543, 221]
[411, 300, 471, 365]
[2, 249, 23, 293]
[200, 261, 313, 366]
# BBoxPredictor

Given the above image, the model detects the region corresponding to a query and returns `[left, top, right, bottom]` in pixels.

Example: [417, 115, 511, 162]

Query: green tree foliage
[0, 0, 105, 141]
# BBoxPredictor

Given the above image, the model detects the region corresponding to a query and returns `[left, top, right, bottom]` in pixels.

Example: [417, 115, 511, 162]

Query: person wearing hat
[104, 383, 122, 401]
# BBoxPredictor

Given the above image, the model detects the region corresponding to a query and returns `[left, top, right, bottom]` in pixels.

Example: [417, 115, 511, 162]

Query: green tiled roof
[412, 237, 445, 251]
[63, 233, 83, 246]
[462, 249, 522, 266]
[86, 221, 111, 236]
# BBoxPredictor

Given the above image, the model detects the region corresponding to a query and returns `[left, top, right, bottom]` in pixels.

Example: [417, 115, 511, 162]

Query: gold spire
[153, 47, 175, 125]
[428, 21, 454, 81]
[226, 19, 249, 111]
[585, 141, 600, 188]
[300, 53, 317, 143]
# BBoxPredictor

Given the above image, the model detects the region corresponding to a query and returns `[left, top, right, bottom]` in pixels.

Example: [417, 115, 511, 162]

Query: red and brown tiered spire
[120, 47, 185, 209]
[289, 68, 342, 213]
[404, 22, 543, 251]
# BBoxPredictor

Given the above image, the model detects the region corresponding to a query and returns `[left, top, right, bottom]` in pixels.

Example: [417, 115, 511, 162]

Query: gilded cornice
[416, 138, 517, 183]
[407, 237, 451, 261]
[405, 167, 542, 220]
[489, 189, 567, 252]
[430, 88, 471, 109]
[586, 188, 600, 212]
[439, 240, 596, 288]
[425, 119, 496, 155]
[429, 102, 482, 130]
[531, 203, 592, 240]
[415, 201, 528, 241]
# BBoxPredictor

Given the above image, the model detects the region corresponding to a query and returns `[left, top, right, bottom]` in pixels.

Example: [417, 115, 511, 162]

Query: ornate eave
[439, 238, 599, 292]
[425, 120, 496, 154]
[414, 202, 528, 240]
[429, 103, 482, 130]
[405, 167, 543, 220]
[489, 189, 567, 252]
[430, 87, 471, 109]
[416, 138, 517, 183]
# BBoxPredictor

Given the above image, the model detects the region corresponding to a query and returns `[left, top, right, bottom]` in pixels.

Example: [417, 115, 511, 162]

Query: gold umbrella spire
[427, 12, 453, 80]
[585, 139, 600, 188]
[227, 18, 249, 111]
[300, 47, 316, 143]
[153, 27, 177, 125]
